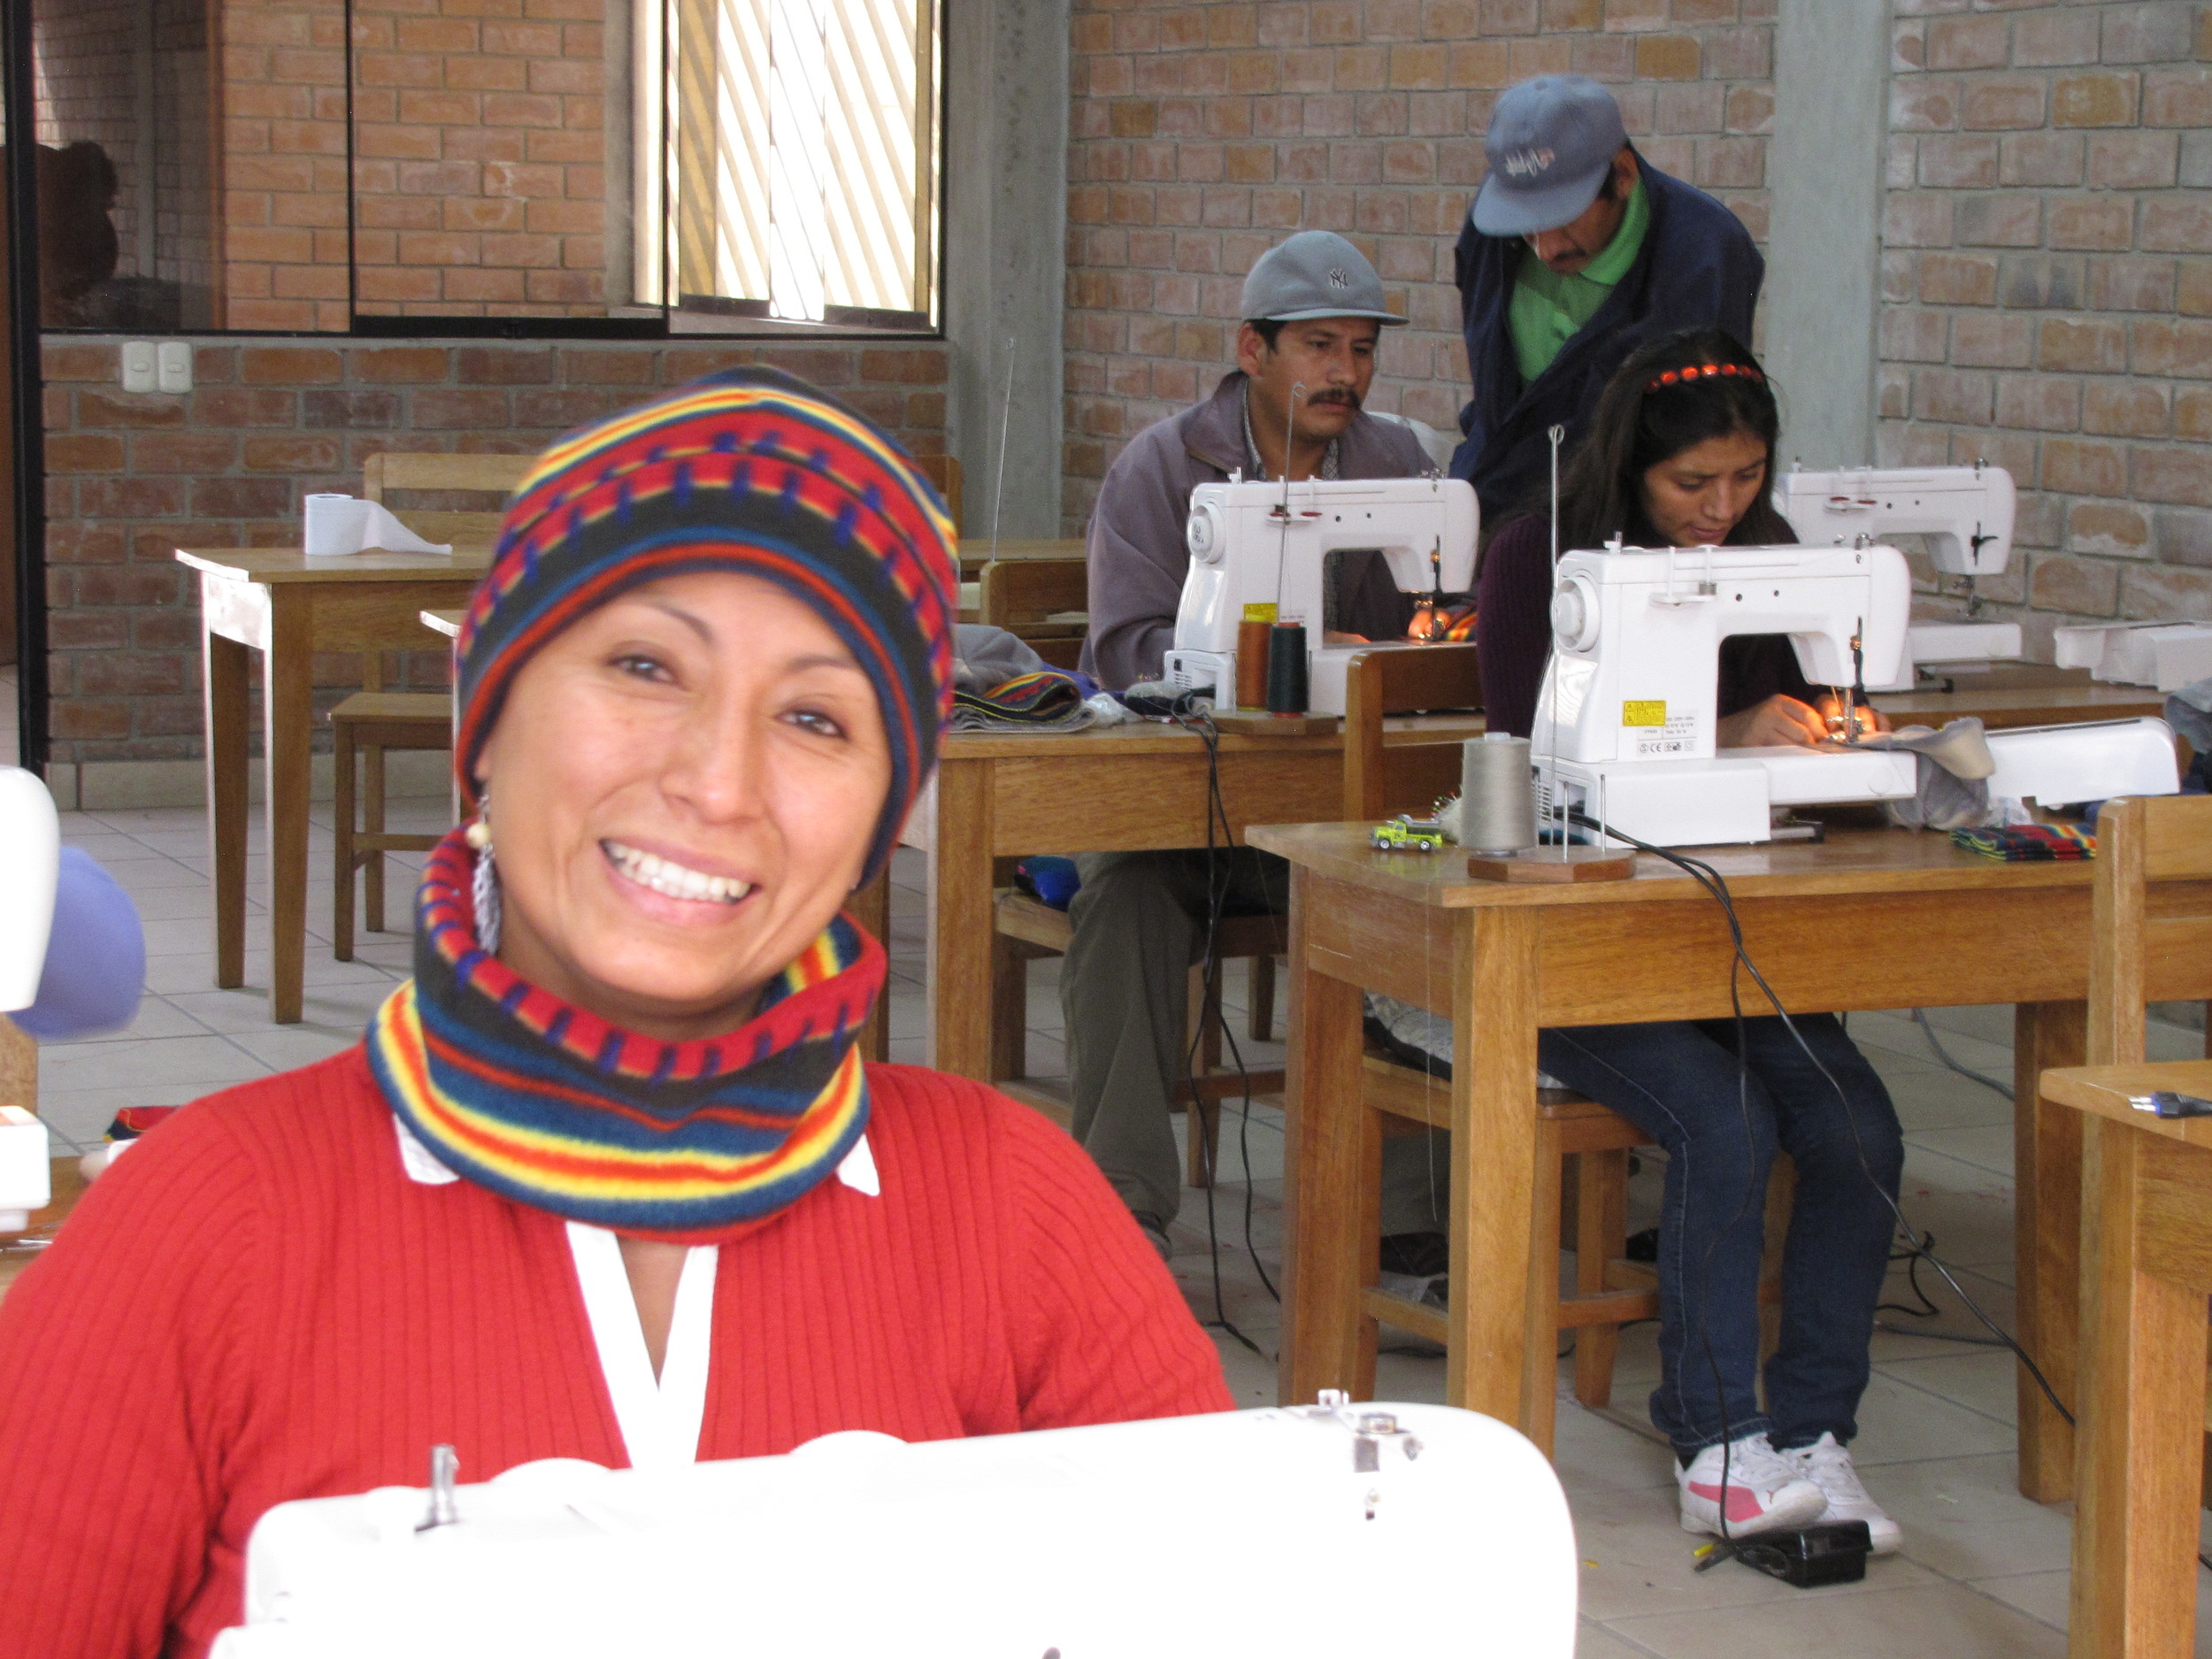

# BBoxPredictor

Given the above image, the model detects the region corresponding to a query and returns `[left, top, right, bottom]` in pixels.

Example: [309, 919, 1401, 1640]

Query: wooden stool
[330, 692, 454, 960]
[992, 888, 1281, 1182]
[1358, 1052, 1791, 1455]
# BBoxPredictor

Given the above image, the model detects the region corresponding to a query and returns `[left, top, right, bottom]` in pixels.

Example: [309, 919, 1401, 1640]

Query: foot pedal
[1733, 1520, 1872, 1588]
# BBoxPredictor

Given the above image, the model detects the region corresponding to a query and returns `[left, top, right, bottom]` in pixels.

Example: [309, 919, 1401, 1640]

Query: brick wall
[38, 336, 949, 764]
[222, 0, 610, 328]
[219, 0, 346, 330]
[1060, 0, 1779, 533]
[1882, 1, 2212, 649]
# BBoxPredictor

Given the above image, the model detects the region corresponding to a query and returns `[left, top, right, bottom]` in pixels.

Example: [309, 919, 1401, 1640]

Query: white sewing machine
[1532, 541, 1919, 845]
[1162, 474, 1478, 716]
[1776, 463, 2021, 670]
[1531, 541, 2179, 848]
[2054, 619, 2212, 691]
[211, 1399, 1578, 1659]
[0, 766, 59, 1229]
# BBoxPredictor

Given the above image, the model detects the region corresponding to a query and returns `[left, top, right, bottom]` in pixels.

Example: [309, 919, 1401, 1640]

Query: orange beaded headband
[1645, 361, 1764, 393]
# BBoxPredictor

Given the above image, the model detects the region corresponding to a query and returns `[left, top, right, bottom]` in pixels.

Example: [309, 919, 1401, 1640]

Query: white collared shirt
[392, 1114, 879, 1467]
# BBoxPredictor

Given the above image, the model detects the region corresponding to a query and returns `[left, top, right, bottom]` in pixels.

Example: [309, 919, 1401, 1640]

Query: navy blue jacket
[1449, 157, 1763, 522]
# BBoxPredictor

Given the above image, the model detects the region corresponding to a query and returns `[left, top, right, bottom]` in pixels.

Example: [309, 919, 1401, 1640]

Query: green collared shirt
[1506, 178, 1650, 386]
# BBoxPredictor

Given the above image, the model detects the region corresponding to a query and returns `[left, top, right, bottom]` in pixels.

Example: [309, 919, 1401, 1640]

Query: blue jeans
[1537, 1015, 1904, 1463]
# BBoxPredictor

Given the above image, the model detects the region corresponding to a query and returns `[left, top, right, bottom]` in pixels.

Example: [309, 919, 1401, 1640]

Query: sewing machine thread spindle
[1462, 733, 1536, 855]
[1265, 621, 1310, 714]
[418, 1444, 460, 1532]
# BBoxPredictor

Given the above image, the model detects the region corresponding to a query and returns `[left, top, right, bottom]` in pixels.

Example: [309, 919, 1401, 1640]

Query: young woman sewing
[0, 372, 1232, 1659]
[1476, 328, 1907, 1551]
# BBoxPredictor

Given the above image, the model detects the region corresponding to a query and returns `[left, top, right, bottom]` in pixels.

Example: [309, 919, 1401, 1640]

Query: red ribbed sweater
[0, 1050, 1233, 1659]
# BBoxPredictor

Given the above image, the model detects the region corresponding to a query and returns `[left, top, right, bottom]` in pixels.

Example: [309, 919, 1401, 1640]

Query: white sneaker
[1786, 1432, 1901, 1555]
[1677, 1432, 1828, 1539]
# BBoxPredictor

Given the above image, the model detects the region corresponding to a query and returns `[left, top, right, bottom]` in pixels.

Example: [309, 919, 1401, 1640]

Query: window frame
[27, 0, 948, 342]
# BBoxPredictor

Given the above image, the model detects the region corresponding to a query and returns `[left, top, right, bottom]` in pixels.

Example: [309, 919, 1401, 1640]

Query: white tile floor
[21, 778, 2212, 1655]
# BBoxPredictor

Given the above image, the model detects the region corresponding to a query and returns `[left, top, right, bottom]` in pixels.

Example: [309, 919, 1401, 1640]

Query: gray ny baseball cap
[1240, 231, 1405, 326]
[1471, 75, 1629, 237]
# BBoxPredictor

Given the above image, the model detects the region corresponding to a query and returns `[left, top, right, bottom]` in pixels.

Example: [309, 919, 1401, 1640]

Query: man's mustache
[1306, 389, 1363, 410]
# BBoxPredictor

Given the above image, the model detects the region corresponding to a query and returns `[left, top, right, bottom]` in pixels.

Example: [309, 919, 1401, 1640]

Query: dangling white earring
[465, 806, 502, 953]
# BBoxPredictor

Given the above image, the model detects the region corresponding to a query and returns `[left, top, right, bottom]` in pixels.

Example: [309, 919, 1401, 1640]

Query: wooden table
[912, 717, 1483, 1079]
[0, 1157, 88, 1305]
[953, 537, 1083, 579]
[1244, 820, 2172, 1499]
[2042, 1060, 2212, 1658]
[177, 546, 488, 1022]
[1871, 670, 2166, 731]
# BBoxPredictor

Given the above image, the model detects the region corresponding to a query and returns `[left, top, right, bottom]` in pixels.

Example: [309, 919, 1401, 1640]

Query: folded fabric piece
[1363, 992, 1571, 1089]
[1856, 717, 1998, 832]
[946, 623, 1099, 733]
[1949, 823, 2095, 861]
[952, 622, 1048, 691]
[1855, 716, 1996, 780]
[949, 669, 1095, 732]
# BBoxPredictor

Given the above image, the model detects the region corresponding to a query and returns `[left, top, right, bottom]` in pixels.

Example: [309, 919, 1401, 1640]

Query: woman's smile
[601, 837, 755, 910]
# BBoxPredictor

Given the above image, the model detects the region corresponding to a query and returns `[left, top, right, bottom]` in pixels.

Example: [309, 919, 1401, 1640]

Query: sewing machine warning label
[1624, 701, 1698, 756]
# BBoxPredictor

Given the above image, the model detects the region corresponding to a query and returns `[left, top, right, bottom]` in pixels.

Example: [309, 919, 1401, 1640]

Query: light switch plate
[156, 340, 193, 394]
[120, 339, 157, 394]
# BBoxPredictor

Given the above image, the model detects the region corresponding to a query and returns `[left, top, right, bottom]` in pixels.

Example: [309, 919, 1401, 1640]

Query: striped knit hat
[454, 367, 958, 881]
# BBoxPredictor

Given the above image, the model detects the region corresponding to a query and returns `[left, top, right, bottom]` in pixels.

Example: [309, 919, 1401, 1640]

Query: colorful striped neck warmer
[365, 832, 880, 1241]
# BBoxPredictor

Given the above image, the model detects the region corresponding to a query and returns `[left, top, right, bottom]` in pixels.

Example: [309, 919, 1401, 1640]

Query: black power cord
[1164, 704, 1272, 1358]
[1910, 1007, 2013, 1098]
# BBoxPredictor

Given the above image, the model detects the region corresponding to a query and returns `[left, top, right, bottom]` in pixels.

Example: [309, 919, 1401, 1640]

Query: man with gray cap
[1453, 74, 1762, 519]
[1064, 230, 1447, 1264]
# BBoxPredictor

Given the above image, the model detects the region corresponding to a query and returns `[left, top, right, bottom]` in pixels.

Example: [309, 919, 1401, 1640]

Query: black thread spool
[1265, 620, 1309, 714]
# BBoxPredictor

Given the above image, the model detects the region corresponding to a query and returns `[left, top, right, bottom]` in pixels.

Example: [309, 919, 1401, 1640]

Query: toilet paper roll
[303, 493, 370, 557]
[302, 494, 454, 557]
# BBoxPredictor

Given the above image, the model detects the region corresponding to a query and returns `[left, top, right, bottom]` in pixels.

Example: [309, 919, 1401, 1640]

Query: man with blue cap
[1452, 74, 1763, 519]
[1067, 231, 1448, 1267]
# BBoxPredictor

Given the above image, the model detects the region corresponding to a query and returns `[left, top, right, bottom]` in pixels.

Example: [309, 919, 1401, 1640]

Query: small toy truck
[1371, 816, 1448, 852]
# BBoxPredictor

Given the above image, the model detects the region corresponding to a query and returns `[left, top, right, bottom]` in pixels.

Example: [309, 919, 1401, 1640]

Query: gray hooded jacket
[1077, 370, 1432, 691]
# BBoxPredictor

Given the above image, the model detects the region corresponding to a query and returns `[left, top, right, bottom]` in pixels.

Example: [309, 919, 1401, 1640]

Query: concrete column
[1763, 0, 1889, 471]
[941, 0, 1069, 540]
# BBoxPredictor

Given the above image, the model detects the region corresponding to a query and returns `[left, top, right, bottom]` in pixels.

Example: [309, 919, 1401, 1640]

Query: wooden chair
[329, 692, 454, 960]
[1342, 642, 1482, 819]
[335, 452, 521, 934]
[361, 450, 528, 557]
[992, 887, 1285, 1184]
[1340, 642, 1787, 1451]
[910, 454, 964, 532]
[2036, 793, 2212, 1654]
[978, 557, 1087, 672]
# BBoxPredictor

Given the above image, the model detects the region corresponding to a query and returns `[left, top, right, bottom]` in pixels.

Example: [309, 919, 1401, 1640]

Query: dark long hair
[1549, 326, 1792, 553]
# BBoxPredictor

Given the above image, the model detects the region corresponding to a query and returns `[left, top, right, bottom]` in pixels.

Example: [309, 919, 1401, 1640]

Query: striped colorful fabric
[365, 831, 882, 1241]
[454, 367, 957, 882]
[950, 668, 1089, 730]
[1948, 823, 2096, 862]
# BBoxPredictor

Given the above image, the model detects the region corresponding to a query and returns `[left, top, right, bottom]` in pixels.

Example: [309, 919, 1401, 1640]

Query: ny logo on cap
[1502, 146, 1555, 179]
[1326, 266, 1350, 288]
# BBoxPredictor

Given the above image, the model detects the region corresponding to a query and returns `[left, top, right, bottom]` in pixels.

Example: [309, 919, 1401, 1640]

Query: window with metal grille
[634, 0, 940, 332]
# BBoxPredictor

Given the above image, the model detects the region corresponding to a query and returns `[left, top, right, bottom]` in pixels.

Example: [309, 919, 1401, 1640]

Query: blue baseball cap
[1240, 231, 1405, 326]
[1471, 75, 1629, 238]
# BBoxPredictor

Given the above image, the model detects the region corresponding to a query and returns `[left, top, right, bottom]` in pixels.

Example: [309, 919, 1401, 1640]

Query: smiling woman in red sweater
[0, 371, 1231, 1659]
